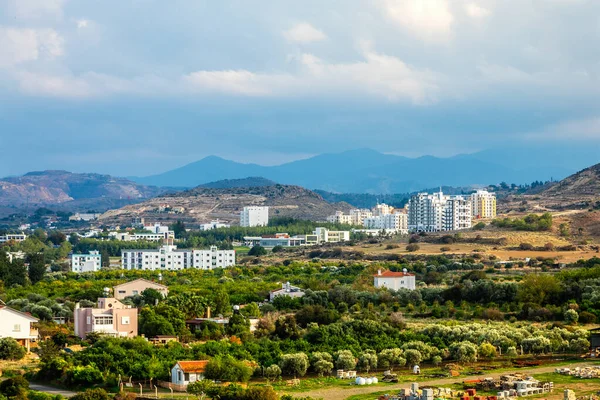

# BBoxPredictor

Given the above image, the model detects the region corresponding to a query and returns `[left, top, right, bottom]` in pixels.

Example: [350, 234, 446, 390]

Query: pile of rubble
[472, 374, 553, 397]
[556, 366, 600, 378]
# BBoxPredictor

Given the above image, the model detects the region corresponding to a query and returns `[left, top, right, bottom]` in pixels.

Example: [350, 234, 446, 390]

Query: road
[29, 383, 77, 398]
[299, 362, 594, 400]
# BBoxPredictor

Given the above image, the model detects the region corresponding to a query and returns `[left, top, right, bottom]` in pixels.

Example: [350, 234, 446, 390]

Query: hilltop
[0, 170, 165, 210]
[98, 183, 353, 226]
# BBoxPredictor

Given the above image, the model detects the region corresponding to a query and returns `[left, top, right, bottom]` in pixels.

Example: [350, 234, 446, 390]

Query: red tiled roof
[374, 270, 415, 277]
[177, 360, 209, 373]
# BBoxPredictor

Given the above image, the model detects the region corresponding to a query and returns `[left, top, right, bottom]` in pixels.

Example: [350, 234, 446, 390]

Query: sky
[1, 0, 600, 177]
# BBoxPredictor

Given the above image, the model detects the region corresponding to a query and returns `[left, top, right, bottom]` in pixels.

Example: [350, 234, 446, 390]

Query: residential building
[270, 282, 305, 302]
[171, 361, 208, 389]
[0, 233, 27, 243]
[326, 211, 354, 225]
[470, 190, 497, 219]
[74, 297, 138, 339]
[351, 229, 399, 237]
[113, 278, 169, 300]
[121, 245, 235, 270]
[69, 213, 101, 222]
[240, 206, 269, 227]
[372, 203, 394, 216]
[199, 220, 231, 231]
[110, 225, 174, 242]
[312, 227, 350, 243]
[407, 191, 472, 232]
[363, 212, 408, 233]
[0, 304, 39, 351]
[373, 269, 416, 291]
[71, 251, 102, 273]
[350, 209, 374, 225]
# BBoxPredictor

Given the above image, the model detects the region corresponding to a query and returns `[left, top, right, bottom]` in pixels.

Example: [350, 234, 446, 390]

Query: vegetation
[491, 213, 553, 231]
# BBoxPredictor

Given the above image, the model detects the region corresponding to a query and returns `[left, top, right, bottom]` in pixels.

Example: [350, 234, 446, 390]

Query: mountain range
[133, 147, 595, 193]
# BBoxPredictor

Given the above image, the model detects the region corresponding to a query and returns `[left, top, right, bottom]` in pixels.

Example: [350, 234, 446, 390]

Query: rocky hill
[199, 177, 277, 189]
[0, 170, 165, 207]
[98, 184, 353, 226]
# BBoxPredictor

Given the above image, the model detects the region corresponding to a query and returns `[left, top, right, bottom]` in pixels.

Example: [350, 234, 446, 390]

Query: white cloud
[77, 19, 90, 29]
[4, 0, 67, 20]
[0, 27, 64, 67]
[465, 3, 491, 18]
[183, 70, 294, 96]
[283, 22, 327, 43]
[380, 0, 454, 42]
[528, 117, 600, 140]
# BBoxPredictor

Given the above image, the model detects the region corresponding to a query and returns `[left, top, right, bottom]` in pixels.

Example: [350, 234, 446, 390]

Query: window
[13, 324, 21, 332]
[86, 316, 91, 325]
[132, 290, 138, 295]
[121, 316, 130, 325]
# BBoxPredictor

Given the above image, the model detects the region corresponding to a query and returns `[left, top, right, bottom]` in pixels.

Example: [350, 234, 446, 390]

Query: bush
[0, 338, 26, 361]
[440, 247, 451, 252]
[519, 243, 534, 251]
[473, 222, 486, 231]
[271, 246, 284, 253]
[248, 245, 267, 257]
[406, 244, 420, 252]
[0, 377, 29, 398]
[579, 311, 597, 324]
[70, 389, 110, 400]
[564, 309, 579, 324]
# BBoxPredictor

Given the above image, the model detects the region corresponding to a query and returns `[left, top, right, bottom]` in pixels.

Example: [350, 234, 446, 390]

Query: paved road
[29, 383, 77, 398]
[300, 361, 595, 400]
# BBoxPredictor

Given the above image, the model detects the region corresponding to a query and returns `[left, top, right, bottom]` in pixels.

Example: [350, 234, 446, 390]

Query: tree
[0, 376, 29, 398]
[187, 379, 214, 400]
[564, 309, 579, 325]
[449, 341, 478, 364]
[335, 350, 356, 370]
[170, 221, 187, 238]
[264, 364, 282, 382]
[69, 233, 80, 246]
[506, 346, 518, 358]
[204, 356, 253, 383]
[478, 343, 497, 359]
[378, 348, 405, 371]
[142, 288, 164, 306]
[138, 308, 175, 337]
[313, 359, 334, 377]
[517, 274, 561, 305]
[27, 253, 46, 285]
[226, 312, 250, 337]
[241, 302, 261, 318]
[0, 338, 26, 361]
[271, 245, 284, 253]
[358, 350, 378, 373]
[473, 222, 486, 231]
[404, 349, 422, 368]
[47, 231, 66, 246]
[432, 355, 442, 366]
[279, 353, 309, 378]
[248, 245, 267, 257]
[406, 244, 420, 252]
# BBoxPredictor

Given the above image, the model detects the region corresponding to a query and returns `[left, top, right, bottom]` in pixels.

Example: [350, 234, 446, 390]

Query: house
[0, 304, 39, 351]
[74, 297, 138, 339]
[270, 282, 305, 302]
[71, 251, 102, 273]
[149, 335, 178, 345]
[373, 269, 416, 290]
[113, 278, 169, 300]
[171, 361, 209, 389]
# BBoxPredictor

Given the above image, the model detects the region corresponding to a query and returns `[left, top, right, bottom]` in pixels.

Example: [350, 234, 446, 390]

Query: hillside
[200, 177, 277, 189]
[0, 170, 165, 208]
[98, 184, 353, 226]
[133, 148, 583, 194]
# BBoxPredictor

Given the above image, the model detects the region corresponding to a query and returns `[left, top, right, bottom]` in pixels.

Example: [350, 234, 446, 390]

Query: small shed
[171, 360, 208, 387]
[590, 328, 600, 350]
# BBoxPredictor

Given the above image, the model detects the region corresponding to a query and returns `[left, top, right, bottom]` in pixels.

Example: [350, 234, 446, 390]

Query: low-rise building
[312, 227, 350, 243]
[113, 278, 169, 300]
[199, 220, 231, 231]
[121, 245, 235, 271]
[0, 233, 27, 243]
[270, 282, 305, 302]
[171, 361, 208, 389]
[71, 251, 102, 273]
[373, 269, 416, 291]
[69, 213, 101, 222]
[74, 297, 138, 339]
[0, 304, 39, 351]
[240, 206, 269, 227]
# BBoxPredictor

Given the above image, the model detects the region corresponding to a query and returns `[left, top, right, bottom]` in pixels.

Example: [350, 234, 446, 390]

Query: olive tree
[335, 350, 356, 370]
[279, 353, 309, 378]
[378, 348, 406, 371]
[357, 350, 378, 373]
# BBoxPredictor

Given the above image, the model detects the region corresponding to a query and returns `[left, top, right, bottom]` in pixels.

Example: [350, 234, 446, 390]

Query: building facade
[121, 245, 235, 270]
[408, 191, 473, 232]
[373, 269, 416, 290]
[199, 220, 231, 231]
[363, 212, 408, 233]
[240, 206, 269, 227]
[0, 233, 27, 243]
[171, 361, 208, 389]
[0, 305, 39, 351]
[444, 196, 472, 231]
[74, 298, 138, 339]
[71, 251, 102, 273]
[113, 278, 169, 300]
[470, 190, 497, 219]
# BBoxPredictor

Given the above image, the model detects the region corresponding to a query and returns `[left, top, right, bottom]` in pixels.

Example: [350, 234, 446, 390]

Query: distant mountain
[200, 177, 277, 189]
[0, 170, 166, 208]
[134, 148, 593, 194]
[99, 184, 353, 226]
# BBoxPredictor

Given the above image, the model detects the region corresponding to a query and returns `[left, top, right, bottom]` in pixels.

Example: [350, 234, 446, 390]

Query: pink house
[74, 298, 138, 339]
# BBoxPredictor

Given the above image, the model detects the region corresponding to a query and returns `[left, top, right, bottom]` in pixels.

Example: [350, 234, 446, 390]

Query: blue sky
[0, 0, 599, 177]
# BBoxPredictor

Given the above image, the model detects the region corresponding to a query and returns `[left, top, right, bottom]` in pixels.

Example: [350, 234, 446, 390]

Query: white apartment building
[372, 203, 394, 216]
[240, 206, 269, 227]
[69, 213, 101, 222]
[121, 245, 235, 270]
[71, 251, 102, 273]
[199, 220, 231, 231]
[470, 190, 497, 219]
[0, 233, 27, 243]
[311, 227, 350, 243]
[363, 212, 408, 233]
[408, 191, 472, 232]
[373, 269, 416, 291]
[326, 211, 354, 225]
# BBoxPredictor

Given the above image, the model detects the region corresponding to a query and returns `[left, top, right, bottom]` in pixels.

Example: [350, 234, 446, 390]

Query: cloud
[4, 0, 67, 20]
[283, 22, 327, 43]
[77, 19, 90, 29]
[379, 0, 454, 42]
[528, 117, 600, 140]
[0, 27, 64, 67]
[465, 3, 491, 18]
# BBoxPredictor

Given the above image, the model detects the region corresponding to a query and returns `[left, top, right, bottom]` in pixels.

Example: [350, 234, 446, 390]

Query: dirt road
[299, 362, 594, 400]
[29, 383, 77, 398]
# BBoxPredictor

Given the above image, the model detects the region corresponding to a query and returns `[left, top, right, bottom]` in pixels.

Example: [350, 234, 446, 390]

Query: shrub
[564, 309, 579, 324]
[0, 338, 26, 361]
[519, 243, 534, 251]
[70, 389, 110, 400]
[0, 377, 29, 398]
[478, 343, 497, 359]
[473, 222, 486, 231]
[579, 311, 597, 324]
[406, 244, 420, 252]
[248, 245, 267, 257]
[440, 247, 451, 252]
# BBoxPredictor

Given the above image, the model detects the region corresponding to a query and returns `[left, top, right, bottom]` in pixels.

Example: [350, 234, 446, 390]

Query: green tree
[517, 274, 561, 305]
[138, 307, 175, 337]
[47, 231, 66, 246]
[449, 341, 478, 364]
[478, 343, 497, 359]
[279, 353, 309, 378]
[187, 379, 214, 400]
[248, 245, 267, 256]
[358, 350, 377, 373]
[335, 350, 356, 370]
[27, 253, 46, 285]
[0, 338, 26, 361]
[170, 221, 187, 238]
[264, 364, 282, 382]
[226, 312, 251, 337]
[142, 288, 165, 305]
[404, 349, 422, 368]
[378, 348, 405, 371]
[564, 309, 579, 324]
[70, 388, 110, 400]
[0, 376, 29, 398]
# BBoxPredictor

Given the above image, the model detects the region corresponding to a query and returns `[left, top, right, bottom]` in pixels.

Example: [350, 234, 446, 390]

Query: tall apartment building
[121, 245, 235, 271]
[470, 190, 497, 219]
[363, 213, 408, 233]
[240, 206, 269, 227]
[71, 251, 102, 273]
[372, 203, 394, 216]
[408, 191, 472, 232]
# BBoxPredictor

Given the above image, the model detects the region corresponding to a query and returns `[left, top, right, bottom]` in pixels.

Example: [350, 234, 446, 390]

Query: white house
[373, 269, 416, 290]
[0, 305, 39, 351]
[121, 245, 235, 270]
[269, 282, 305, 302]
[199, 220, 231, 231]
[240, 206, 269, 227]
[171, 361, 208, 389]
[0, 233, 27, 243]
[71, 251, 102, 273]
